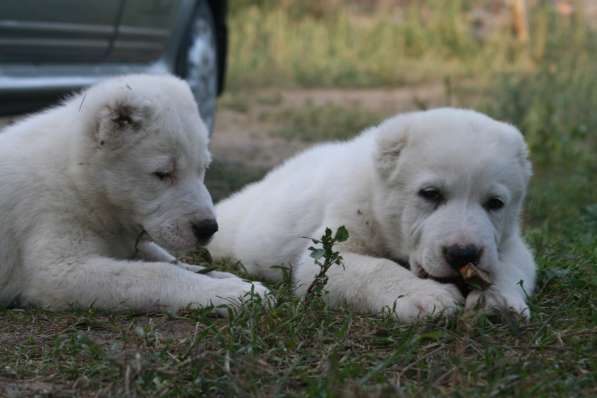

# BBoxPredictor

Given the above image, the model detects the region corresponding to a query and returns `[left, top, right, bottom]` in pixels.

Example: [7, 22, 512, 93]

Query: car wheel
[176, 1, 218, 133]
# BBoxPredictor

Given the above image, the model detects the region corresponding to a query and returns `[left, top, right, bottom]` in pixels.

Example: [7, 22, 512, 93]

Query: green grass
[1, 196, 596, 396]
[225, 1, 585, 90]
[479, 5, 597, 166]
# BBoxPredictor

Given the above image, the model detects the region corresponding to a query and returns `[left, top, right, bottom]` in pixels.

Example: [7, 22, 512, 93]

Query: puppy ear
[375, 121, 410, 181]
[94, 97, 151, 150]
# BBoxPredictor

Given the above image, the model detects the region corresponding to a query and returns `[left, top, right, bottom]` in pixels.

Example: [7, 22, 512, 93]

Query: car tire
[175, 1, 218, 133]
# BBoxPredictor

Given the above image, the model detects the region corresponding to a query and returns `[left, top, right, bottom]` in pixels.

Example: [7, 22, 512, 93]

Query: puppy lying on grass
[210, 108, 536, 321]
[0, 74, 269, 314]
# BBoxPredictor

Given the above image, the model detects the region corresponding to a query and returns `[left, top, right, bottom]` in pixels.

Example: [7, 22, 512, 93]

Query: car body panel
[107, 0, 183, 64]
[0, 0, 122, 62]
[0, 0, 226, 115]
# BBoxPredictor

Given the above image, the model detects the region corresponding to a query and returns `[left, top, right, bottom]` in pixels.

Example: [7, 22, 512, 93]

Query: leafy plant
[305, 226, 349, 299]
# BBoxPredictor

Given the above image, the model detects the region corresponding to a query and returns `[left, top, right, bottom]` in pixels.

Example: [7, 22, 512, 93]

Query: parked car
[0, 0, 227, 132]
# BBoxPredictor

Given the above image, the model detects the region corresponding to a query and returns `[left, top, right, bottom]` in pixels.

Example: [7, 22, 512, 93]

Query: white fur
[209, 108, 536, 321]
[0, 74, 269, 314]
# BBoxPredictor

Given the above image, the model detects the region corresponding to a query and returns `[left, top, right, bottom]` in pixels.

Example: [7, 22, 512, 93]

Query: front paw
[389, 280, 464, 322]
[465, 288, 530, 319]
[210, 279, 273, 316]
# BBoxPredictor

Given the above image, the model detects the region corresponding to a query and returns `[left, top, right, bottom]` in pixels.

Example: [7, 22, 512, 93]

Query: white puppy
[0, 74, 268, 314]
[209, 108, 536, 321]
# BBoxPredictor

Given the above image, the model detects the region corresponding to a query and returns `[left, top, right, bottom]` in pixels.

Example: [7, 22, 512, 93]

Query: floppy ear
[375, 120, 410, 181]
[93, 96, 152, 150]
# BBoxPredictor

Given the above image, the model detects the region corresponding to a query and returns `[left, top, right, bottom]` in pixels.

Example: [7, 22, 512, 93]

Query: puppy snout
[191, 219, 219, 244]
[442, 244, 482, 270]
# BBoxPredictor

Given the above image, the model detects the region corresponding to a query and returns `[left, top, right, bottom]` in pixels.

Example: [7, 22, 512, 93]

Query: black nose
[442, 244, 482, 270]
[192, 219, 219, 244]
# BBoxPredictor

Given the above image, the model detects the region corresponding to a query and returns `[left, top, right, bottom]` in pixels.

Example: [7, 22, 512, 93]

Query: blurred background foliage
[226, 0, 596, 165]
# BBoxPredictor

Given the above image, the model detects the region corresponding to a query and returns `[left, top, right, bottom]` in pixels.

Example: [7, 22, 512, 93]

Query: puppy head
[79, 74, 217, 254]
[374, 108, 531, 280]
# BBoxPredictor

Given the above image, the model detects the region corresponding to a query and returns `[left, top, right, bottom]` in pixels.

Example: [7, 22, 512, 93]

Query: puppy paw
[465, 288, 530, 319]
[390, 280, 464, 322]
[210, 279, 273, 316]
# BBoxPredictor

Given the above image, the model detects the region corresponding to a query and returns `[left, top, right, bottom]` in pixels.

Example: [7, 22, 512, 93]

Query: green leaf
[334, 226, 349, 242]
[309, 248, 325, 260]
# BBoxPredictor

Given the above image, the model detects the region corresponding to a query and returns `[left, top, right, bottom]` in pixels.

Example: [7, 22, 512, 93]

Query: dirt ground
[210, 84, 446, 170]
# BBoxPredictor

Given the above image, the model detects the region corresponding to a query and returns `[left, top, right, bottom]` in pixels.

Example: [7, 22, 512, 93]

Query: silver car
[0, 0, 228, 131]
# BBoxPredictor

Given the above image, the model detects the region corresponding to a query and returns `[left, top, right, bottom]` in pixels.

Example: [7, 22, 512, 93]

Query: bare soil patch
[211, 84, 447, 170]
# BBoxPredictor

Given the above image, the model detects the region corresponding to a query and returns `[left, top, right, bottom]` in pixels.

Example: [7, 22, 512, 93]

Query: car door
[105, 0, 181, 63]
[0, 0, 122, 63]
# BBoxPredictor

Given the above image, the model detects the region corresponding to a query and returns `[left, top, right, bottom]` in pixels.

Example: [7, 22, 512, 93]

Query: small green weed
[305, 226, 349, 300]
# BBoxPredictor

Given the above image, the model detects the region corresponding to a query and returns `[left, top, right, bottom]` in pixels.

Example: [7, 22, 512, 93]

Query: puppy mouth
[139, 227, 196, 254]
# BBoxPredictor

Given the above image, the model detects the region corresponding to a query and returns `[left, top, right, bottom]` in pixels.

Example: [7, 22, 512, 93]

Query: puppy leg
[466, 234, 536, 318]
[136, 240, 241, 279]
[21, 255, 270, 315]
[293, 247, 463, 322]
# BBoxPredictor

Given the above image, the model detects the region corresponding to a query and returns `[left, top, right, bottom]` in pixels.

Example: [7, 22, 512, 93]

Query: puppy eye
[152, 171, 172, 181]
[418, 187, 444, 204]
[485, 197, 504, 211]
